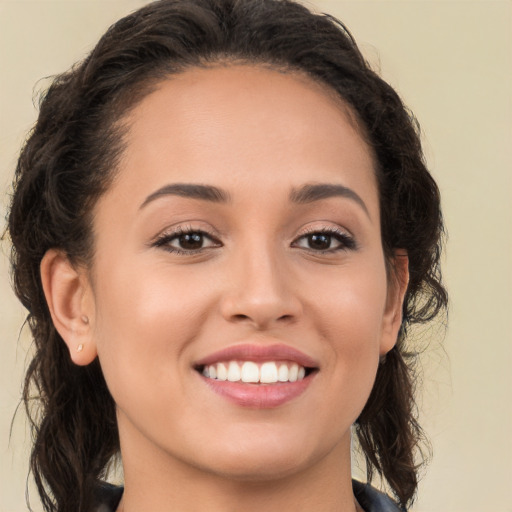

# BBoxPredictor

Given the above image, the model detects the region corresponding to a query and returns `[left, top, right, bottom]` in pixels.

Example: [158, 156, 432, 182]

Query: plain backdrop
[1, 1, 511, 511]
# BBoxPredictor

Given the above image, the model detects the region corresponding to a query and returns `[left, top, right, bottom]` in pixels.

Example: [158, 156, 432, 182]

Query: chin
[201, 452, 313, 483]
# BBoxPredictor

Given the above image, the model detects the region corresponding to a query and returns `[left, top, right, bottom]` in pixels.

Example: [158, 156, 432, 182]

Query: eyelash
[152, 226, 221, 255]
[292, 227, 357, 253]
[152, 226, 357, 255]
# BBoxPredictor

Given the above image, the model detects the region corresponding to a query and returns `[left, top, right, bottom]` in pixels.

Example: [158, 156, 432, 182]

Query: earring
[77, 344, 84, 352]
[81, 315, 89, 324]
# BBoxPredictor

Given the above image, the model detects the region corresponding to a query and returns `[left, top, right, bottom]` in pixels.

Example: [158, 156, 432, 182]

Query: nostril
[232, 314, 250, 321]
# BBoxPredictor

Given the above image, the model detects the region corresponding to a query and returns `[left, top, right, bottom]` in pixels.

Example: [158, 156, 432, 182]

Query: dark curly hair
[7, 1, 447, 511]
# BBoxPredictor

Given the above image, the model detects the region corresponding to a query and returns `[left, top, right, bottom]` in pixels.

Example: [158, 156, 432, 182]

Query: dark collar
[353, 480, 405, 512]
[93, 480, 404, 512]
[93, 481, 123, 511]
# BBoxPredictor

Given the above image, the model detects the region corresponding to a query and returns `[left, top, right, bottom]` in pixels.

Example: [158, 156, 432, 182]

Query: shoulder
[352, 480, 405, 512]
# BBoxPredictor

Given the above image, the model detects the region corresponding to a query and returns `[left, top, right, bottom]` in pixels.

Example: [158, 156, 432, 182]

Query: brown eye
[307, 234, 332, 250]
[153, 229, 220, 254]
[293, 229, 357, 252]
[178, 232, 204, 250]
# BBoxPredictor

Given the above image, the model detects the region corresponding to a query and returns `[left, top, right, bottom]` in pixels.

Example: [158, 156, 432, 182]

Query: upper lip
[194, 343, 319, 369]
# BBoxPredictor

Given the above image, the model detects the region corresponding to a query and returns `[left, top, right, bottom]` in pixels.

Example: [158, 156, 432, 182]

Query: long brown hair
[7, 1, 447, 510]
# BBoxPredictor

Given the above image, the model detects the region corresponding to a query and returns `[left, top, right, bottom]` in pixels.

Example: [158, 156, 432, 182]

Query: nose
[219, 243, 302, 330]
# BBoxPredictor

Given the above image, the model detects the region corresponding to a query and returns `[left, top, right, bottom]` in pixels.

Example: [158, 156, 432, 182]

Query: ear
[40, 249, 97, 365]
[379, 250, 409, 356]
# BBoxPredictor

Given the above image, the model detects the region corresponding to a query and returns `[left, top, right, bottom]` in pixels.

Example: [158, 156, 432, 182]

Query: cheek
[95, 258, 211, 336]
[308, 258, 388, 344]
[305, 258, 388, 399]
[90, 259, 217, 396]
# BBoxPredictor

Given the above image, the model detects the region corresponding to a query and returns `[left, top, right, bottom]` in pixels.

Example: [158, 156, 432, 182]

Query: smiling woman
[6, 1, 446, 512]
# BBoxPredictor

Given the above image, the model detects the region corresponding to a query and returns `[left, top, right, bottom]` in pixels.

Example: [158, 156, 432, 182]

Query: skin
[41, 65, 408, 512]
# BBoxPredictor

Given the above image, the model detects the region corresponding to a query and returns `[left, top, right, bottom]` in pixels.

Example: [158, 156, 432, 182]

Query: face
[83, 65, 403, 482]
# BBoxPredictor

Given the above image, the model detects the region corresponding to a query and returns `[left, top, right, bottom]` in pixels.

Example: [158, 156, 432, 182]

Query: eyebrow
[290, 183, 370, 217]
[140, 183, 230, 209]
[140, 181, 369, 218]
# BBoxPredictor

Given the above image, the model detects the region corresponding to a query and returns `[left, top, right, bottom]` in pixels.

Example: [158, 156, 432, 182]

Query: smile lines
[201, 361, 307, 384]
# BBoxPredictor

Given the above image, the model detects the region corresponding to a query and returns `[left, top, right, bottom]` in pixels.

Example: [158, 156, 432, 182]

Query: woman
[7, 0, 447, 511]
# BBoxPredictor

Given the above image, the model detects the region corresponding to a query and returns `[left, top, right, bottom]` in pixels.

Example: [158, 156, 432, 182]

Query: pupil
[179, 233, 203, 249]
[309, 234, 330, 250]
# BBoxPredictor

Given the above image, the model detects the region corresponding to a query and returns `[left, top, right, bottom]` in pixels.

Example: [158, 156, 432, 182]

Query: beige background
[1, 1, 511, 511]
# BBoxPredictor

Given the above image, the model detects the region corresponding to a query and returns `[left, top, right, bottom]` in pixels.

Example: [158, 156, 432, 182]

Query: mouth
[193, 344, 319, 408]
[195, 360, 316, 384]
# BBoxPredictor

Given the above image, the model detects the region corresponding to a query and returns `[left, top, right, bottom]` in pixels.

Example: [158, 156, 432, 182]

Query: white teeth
[201, 361, 309, 383]
[216, 362, 228, 381]
[260, 362, 278, 383]
[278, 363, 289, 382]
[289, 363, 299, 382]
[241, 361, 259, 383]
[227, 361, 241, 381]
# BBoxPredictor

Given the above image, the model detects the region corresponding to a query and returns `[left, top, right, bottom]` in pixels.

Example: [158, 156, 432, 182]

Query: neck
[117, 423, 361, 512]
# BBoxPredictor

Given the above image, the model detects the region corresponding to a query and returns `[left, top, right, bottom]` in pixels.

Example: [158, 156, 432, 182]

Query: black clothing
[352, 480, 405, 512]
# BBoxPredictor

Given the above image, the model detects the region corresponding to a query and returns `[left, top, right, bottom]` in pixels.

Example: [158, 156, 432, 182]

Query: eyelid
[297, 224, 354, 238]
[149, 221, 220, 243]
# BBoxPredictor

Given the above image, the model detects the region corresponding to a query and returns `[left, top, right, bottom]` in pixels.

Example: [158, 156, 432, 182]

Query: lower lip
[199, 373, 315, 408]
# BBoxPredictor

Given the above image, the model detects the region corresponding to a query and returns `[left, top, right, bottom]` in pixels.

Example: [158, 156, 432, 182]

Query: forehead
[104, 64, 378, 214]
